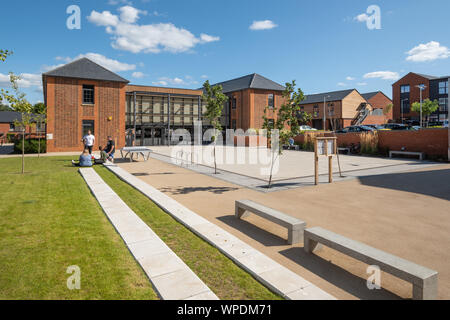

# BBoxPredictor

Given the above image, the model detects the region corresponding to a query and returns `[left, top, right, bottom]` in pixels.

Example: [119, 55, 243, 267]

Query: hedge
[13, 139, 47, 154]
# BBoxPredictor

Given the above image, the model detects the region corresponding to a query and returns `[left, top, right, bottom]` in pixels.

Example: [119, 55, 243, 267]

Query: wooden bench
[235, 200, 306, 245]
[304, 227, 438, 300]
[389, 150, 424, 161]
[120, 147, 152, 163]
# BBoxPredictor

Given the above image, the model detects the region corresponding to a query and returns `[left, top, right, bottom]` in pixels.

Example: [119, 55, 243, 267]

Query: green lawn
[0, 156, 281, 300]
[0, 156, 158, 300]
[95, 166, 282, 300]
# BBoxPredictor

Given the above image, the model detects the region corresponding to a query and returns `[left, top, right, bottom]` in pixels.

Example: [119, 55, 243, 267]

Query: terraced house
[298, 89, 392, 131]
[392, 72, 449, 124]
[43, 58, 286, 152]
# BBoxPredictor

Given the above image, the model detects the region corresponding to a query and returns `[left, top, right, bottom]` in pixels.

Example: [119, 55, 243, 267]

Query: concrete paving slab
[139, 251, 185, 278]
[256, 267, 312, 297]
[79, 168, 219, 300]
[287, 285, 336, 300]
[236, 252, 280, 275]
[151, 269, 213, 300]
[128, 239, 172, 260]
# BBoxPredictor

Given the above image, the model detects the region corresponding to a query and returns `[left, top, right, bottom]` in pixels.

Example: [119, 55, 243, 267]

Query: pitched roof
[0, 111, 44, 124]
[300, 89, 356, 105]
[208, 73, 285, 93]
[43, 58, 129, 83]
[361, 91, 392, 102]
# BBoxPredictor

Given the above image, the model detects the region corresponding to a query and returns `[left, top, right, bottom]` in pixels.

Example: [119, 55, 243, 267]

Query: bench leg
[413, 276, 438, 300]
[288, 228, 303, 245]
[235, 205, 250, 219]
[304, 236, 319, 253]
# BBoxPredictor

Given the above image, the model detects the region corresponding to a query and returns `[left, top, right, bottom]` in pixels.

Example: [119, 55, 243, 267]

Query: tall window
[83, 85, 95, 104]
[439, 81, 448, 95]
[268, 94, 274, 108]
[400, 85, 410, 94]
[439, 98, 448, 112]
[313, 105, 319, 118]
[82, 120, 95, 138]
[9, 124, 14, 132]
[232, 97, 237, 110]
[232, 119, 237, 129]
[401, 99, 410, 114]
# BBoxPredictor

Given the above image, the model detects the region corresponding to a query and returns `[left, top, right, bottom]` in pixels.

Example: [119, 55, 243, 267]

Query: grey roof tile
[207, 73, 285, 93]
[43, 58, 129, 83]
[300, 89, 355, 105]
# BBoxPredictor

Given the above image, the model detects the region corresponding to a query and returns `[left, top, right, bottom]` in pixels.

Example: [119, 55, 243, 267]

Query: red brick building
[43, 58, 287, 151]
[392, 72, 449, 124]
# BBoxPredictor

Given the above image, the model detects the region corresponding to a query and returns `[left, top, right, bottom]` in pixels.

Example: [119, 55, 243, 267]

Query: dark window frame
[268, 94, 274, 109]
[400, 85, 410, 94]
[82, 120, 95, 138]
[439, 81, 448, 95]
[83, 85, 95, 105]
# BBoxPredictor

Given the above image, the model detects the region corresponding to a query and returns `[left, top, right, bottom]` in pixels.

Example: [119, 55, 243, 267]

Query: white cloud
[119, 5, 147, 24]
[108, 0, 132, 6]
[88, 6, 220, 54]
[355, 13, 369, 23]
[132, 72, 145, 79]
[357, 82, 368, 86]
[249, 20, 278, 31]
[346, 76, 355, 81]
[87, 10, 119, 27]
[363, 71, 400, 81]
[406, 41, 450, 62]
[199, 33, 220, 43]
[152, 76, 200, 87]
[152, 80, 168, 86]
[337, 82, 347, 87]
[0, 73, 42, 89]
[201, 75, 208, 79]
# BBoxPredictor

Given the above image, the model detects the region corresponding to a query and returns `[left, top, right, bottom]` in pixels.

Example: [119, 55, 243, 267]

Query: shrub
[301, 132, 316, 151]
[6, 133, 17, 143]
[14, 139, 47, 154]
[360, 132, 379, 155]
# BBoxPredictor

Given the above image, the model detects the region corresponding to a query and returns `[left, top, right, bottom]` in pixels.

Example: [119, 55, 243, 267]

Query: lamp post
[323, 95, 331, 131]
[416, 85, 427, 127]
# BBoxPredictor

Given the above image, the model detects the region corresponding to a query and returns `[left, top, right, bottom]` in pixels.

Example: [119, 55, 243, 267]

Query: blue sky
[1, 0, 449, 104]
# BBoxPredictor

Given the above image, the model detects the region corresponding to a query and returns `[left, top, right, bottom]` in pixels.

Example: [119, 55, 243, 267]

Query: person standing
[82, 130, 95, 154]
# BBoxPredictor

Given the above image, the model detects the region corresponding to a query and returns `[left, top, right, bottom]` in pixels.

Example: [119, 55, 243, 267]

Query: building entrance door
[142, 127, 164, 146]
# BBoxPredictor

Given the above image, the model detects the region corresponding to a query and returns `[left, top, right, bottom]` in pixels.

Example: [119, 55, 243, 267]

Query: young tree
[202, 80, 228, 174]
[411, 99, 439, 127]
[1, 73, 34, 174]
[262, 80, 305, 188]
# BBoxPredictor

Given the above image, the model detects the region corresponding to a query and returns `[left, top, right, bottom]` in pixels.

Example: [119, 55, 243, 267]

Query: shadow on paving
[217, 215, 287, 247]
[160, 186, 240, 195]
[358, 168, 450, 201]
[279, 247, 403, 300]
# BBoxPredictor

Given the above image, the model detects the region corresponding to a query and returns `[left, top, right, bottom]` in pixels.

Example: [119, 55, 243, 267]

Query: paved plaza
[116, 147, 450, 300]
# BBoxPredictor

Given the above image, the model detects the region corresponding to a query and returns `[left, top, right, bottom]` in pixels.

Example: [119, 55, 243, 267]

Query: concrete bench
[338, 147, 350, 154]
[236, 200, 306, 245]
[389, 150, 424, 161]
[304, 227, 438, 300]
[121, 147, 152, 163]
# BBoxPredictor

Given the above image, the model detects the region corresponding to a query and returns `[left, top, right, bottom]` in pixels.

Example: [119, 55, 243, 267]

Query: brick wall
[45, 76, 126, 152]
[366, 92, 393, 120]
[296, 129, 448, 159]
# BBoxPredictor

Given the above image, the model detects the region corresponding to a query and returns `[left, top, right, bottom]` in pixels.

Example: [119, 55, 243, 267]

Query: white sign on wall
[47, 133, 53, 140]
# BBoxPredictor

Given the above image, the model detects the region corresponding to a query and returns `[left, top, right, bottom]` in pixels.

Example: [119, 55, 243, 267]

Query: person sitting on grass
[102, 136, 116, 163]
[71, 149, 93, 167]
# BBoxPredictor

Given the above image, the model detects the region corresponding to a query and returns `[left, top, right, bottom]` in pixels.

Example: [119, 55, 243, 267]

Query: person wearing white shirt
[82, 130, 95, 154]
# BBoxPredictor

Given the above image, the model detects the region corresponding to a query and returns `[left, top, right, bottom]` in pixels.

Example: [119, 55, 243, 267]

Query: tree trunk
[214, 140, 217, 174]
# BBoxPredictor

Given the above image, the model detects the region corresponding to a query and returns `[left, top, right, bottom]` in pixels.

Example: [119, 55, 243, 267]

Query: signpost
[314, 137, 337, 185]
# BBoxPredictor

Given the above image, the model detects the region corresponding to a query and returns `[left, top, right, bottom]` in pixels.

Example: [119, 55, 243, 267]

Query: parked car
[383, 123, 410, 131]
[364, 124, 391, 131]
[299, 125, 317, 131]
[335, 125, 375, 133]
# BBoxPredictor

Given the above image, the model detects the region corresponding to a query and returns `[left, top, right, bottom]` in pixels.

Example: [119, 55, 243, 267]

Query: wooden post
[328, 156, 333, 183]
[314, 139, 319, 185]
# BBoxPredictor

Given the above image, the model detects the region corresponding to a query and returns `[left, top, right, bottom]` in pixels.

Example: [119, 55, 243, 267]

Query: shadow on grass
[279, 247, 403, 300]
[217, 215, 287, 247]
[358, 168, 450, 201]
[160, 186, 239, 195]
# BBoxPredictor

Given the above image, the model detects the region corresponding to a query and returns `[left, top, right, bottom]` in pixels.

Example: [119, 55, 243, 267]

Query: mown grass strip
[94, 165, 282, 300]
